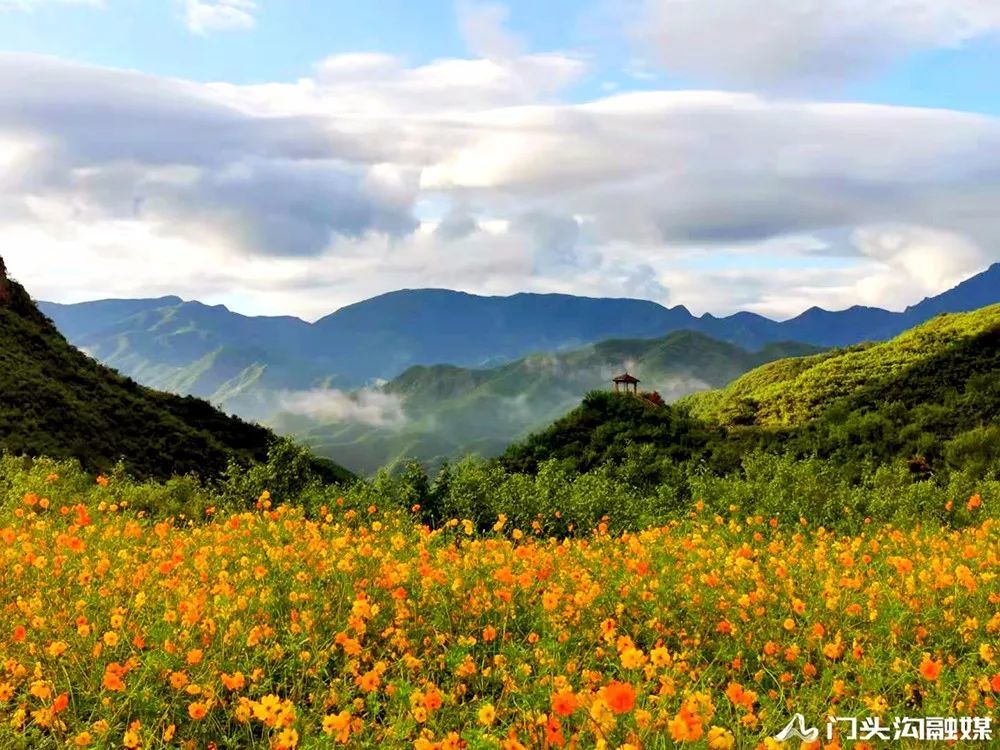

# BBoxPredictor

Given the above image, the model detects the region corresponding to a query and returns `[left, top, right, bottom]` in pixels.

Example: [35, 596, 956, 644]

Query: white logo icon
[774, 714, 820, 742]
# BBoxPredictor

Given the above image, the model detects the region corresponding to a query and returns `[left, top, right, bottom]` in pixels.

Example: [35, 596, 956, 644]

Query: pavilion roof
[612, 372, 640, 384]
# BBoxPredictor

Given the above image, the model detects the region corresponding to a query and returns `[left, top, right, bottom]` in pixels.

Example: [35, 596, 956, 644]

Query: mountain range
[40, 262, 1000, 395]
[35, 262, 1000, 473]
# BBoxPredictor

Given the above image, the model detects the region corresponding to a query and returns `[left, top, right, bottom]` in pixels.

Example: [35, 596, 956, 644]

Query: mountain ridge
[30, 261, 1000, 443]
[57, 259, 1000, 332]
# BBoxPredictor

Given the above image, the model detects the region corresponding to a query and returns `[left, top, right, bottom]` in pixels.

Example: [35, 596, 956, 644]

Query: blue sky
[0, 1, 579, 81]
[0, 0, 999, 319]
[3, 0, 997, 111]
[850, 39, 1000, 115]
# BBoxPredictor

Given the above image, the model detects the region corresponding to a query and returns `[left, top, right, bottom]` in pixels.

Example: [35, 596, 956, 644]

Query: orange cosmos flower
[322, 710, 351, 742]
[102, 664, 125, 692]
[423, 689, 443, 711]
[274, 727, 299, 749]
[551, 690, 578, 717]
[356, 670, 381, 693]
[725, 682, 757, 710]
[188, 701, 208, 720]
[919, 654, 942, 681]
[668, 706, 704, 741]
[545, 716, 565, 748]
[823, 641, 845, 661]
[52, 693, 69, 714]
[707, 726, 735, 749]
[221, 671, 246, 691]
[122, 721, 141, 749]
[604, 681, 637, 713]
[169, 671, 188, 690]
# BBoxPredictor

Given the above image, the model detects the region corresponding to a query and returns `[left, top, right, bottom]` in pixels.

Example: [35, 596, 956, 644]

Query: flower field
[1, 475, 998, 749]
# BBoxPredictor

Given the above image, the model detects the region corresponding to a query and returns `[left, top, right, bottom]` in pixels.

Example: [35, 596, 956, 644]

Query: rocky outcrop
[0, 255, 11, 306]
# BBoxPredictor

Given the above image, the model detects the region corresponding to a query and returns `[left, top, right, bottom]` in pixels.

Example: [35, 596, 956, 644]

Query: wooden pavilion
[612, 372, 640, 395]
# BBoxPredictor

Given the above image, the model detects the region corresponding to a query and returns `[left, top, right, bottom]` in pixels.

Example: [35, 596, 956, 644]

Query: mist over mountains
[275, 332, 820, 474]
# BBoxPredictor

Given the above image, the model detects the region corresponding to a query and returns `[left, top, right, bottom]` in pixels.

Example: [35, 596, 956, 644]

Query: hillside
[505, 304, 1000, 481]
[38, 263, 1000, 402]
[0, 257, 352, 481]
[500, 390, 714, 475]
[682, 303, 1000, 427]
[282, 332, 818, 474]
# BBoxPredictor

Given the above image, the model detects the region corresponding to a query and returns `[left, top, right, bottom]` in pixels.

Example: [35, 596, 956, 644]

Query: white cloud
[457, 1, 523, 59]
[0, 55, 417, 256]
[183, 0, 257, 34]
[633, 0, 1000, 87]
[851, 225, 988, 307]
[0, 47, 999, 321]
[277, 388, 406, 428]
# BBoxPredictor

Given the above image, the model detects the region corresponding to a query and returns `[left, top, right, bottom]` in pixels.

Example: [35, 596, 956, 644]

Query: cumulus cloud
[0, 55, 416, 256]
[420, 93, 1000, 284]
[307, 53, 585, 115]
[632, 0, 1000, 88]
[183, 0, 257, 34]
[1, 36, 1000, 321]
[278, 388, 406, 428]
[851, 225, 989, 307]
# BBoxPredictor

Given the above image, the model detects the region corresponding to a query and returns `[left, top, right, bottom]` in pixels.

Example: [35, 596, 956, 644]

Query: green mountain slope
[281, 331, 819, 474]
[0, 258, 352, 482]
[682, 303, 1000, 427]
